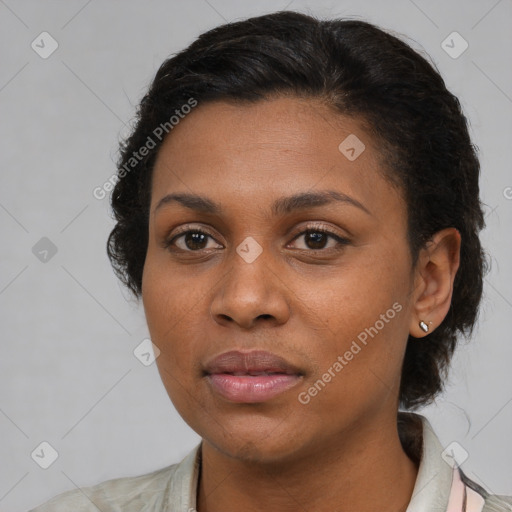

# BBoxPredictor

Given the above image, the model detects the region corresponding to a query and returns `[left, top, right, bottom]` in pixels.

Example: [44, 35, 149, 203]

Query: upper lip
[204, 350, 303, 376]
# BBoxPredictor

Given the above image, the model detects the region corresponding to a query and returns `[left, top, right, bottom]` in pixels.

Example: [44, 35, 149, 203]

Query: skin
[141, 96, 461, 512]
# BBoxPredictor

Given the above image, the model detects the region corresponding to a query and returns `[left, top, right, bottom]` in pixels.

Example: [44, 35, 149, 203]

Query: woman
[31, 10, 511, 512]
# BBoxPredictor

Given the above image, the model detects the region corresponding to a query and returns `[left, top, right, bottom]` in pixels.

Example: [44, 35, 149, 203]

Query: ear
[409, 227, 461, 338]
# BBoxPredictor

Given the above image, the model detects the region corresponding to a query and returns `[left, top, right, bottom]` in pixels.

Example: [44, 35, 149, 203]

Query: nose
[209, 247, 290, 330]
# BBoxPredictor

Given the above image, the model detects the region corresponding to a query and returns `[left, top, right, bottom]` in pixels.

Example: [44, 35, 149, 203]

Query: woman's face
[142, 96, 420, 463]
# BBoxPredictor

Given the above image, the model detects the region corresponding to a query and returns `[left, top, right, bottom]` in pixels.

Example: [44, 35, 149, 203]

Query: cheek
[299, 295, 408, 421]
[310, 257, 407, 336]
[142, 267, 204, 417]
[143, 247, 203, 321]
[303, 247, 411, 382]
[142, 260, 203, 367]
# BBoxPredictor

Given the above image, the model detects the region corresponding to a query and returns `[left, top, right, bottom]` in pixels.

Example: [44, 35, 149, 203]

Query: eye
[163, 224, 350, 253]
[164, 228, 222, 252]
[288, 225, 350, 251]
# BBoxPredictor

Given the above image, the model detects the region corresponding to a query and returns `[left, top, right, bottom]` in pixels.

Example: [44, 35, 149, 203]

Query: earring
[419, 320, 429, 333]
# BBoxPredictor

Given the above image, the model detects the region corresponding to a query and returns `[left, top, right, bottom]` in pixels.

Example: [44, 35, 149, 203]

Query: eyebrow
[153, 189, 371, 217]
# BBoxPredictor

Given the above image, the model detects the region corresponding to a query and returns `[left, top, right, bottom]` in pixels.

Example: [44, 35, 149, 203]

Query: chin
[200, 414, 310, 466]
[215, 437, 299, 466]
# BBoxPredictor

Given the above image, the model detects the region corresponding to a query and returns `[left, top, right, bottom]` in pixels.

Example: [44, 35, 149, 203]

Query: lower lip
[207, 373, 302, 403]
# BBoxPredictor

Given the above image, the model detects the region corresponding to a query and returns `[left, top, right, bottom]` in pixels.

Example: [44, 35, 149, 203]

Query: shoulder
[461, 470, 512, 512]
[401, 412, 511, 512]
[28, 463, 180, 512]
[483, 495, 512, 511]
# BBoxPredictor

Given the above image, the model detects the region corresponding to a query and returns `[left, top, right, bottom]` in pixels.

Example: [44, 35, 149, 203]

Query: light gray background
[1, 1, 511, 510]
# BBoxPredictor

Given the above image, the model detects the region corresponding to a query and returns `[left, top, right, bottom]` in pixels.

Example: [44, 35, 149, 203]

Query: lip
[204, 349, 303, 375]
[204, 350, 304, 403]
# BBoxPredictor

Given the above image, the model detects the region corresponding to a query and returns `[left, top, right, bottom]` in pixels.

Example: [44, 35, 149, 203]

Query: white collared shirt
[29, 413, 511, 511]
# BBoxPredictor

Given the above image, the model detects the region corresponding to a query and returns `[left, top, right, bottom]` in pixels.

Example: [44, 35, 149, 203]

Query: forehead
[150, 96, 403, 219]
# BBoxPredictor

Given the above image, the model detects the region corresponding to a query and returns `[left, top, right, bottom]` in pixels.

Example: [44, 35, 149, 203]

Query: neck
[196, 413, 419, 512]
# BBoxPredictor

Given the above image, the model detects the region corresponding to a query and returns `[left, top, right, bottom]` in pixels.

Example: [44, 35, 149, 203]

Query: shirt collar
[166, 412, 477, 512]
[402, 412, 454, 511]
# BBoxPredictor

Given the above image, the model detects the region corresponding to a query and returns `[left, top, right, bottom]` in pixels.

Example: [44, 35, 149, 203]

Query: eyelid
[288, 221, 348, 240]
[170, 223, 218, 238]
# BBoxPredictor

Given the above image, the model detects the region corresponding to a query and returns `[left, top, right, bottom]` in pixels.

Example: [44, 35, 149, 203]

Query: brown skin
[141, 96, 461, 512]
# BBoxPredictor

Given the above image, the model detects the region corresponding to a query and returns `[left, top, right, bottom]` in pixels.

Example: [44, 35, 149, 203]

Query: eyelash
[163, 224, 350, 253]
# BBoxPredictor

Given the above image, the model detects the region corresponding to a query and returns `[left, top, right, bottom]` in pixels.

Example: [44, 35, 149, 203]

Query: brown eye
[164, 229, 222, 252]
[181, 232, 208, 250]
[290, 228, 350, 251]
[303, 231, 330, 249]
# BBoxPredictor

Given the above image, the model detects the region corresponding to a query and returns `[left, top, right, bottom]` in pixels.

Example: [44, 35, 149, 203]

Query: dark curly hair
[106, 10, 488, 410]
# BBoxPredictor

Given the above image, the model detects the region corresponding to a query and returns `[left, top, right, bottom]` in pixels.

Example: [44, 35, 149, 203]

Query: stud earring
[419, 320, 429, 333]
